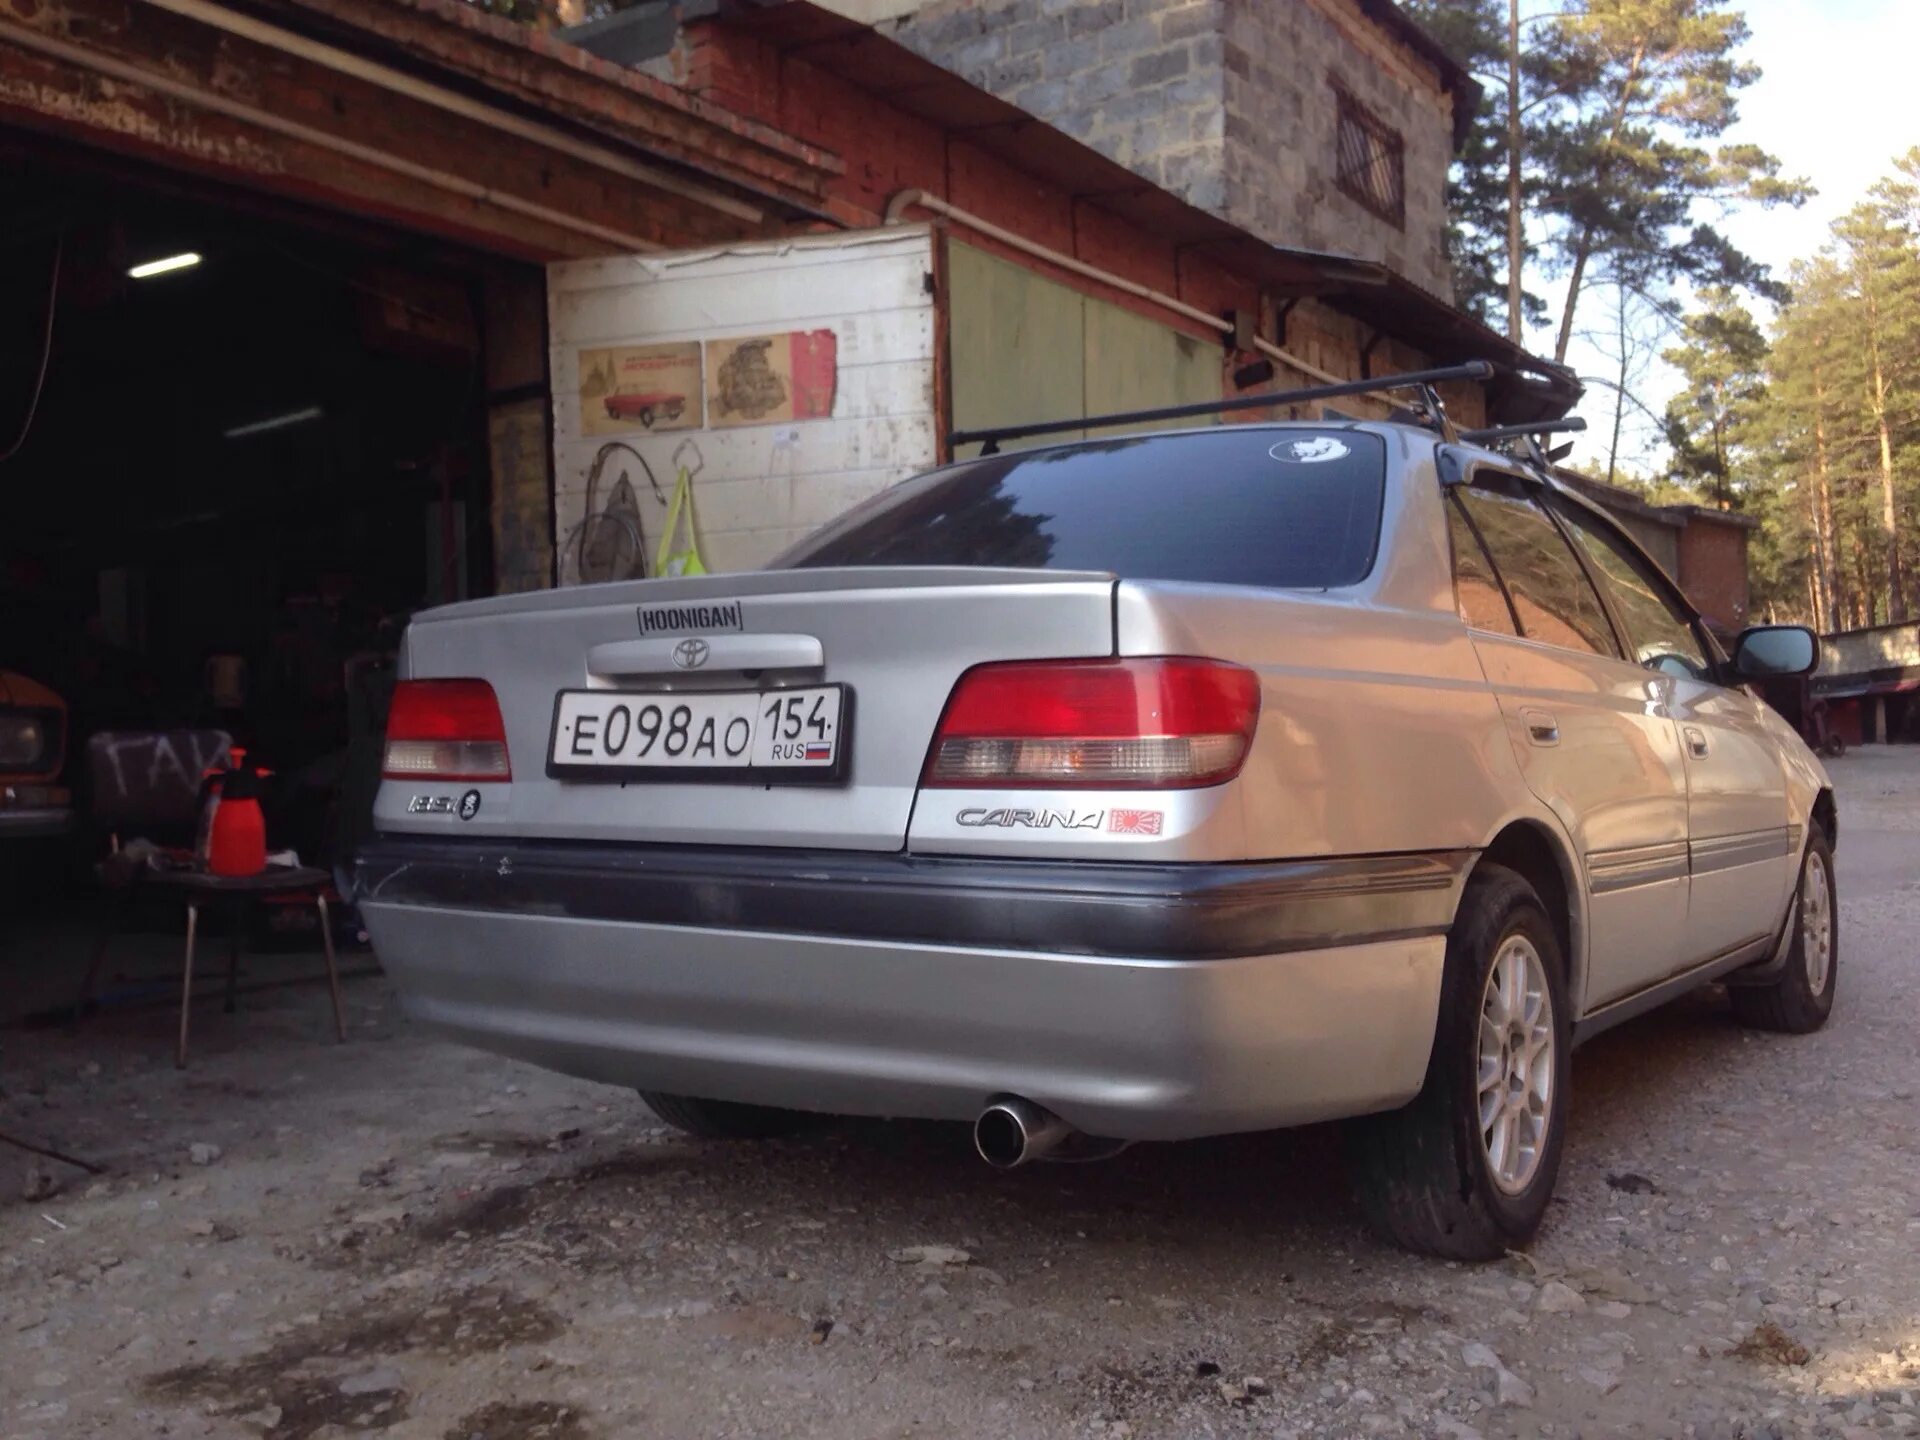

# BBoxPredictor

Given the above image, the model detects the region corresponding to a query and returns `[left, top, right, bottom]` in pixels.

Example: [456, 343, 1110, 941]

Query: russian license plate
[546, 685, 848, 783]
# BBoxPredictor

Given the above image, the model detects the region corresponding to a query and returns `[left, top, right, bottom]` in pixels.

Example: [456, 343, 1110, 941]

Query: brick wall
[870, 0, 1455, 295]
[679, 19, 1258, 343]
[676, 18, 1491, 432]
[1677, 518, 1752, 632]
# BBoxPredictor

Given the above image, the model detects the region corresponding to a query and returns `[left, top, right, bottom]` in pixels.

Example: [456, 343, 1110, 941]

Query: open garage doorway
[0, 134, 541, 965]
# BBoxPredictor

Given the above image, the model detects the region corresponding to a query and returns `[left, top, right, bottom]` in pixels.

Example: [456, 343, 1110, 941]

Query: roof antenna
[1416, 382, 1460, 445]
[1389, 384, 1461, 444]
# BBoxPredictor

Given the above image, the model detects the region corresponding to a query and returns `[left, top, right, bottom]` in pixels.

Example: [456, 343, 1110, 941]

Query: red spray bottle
[198, 748, 270, 877]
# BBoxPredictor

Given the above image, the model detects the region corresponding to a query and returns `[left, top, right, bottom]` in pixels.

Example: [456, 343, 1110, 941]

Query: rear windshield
[779, 429, 1388, 589]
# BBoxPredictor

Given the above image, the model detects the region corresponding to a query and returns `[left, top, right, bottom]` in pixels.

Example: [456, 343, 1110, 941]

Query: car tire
[1345, 862, 1571, 1261]
[1729, 826, 1837, 1035]
[639, 1091, 812, 1140]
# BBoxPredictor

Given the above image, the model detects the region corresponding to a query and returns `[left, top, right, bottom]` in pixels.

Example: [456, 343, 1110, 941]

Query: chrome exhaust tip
[974, 1095, 1075, 1169]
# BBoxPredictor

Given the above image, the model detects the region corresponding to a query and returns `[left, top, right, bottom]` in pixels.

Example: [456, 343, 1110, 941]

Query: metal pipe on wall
[0, 16, 666, 255]
[884, 188, 1345, 387]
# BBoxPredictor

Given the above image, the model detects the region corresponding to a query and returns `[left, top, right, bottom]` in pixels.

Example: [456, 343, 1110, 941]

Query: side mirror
[1732, 625, 1819, 680]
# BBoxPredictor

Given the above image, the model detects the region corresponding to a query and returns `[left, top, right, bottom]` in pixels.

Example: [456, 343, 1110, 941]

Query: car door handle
[1521, 708, 1559, 746]
[1684, 725, 1710, 758]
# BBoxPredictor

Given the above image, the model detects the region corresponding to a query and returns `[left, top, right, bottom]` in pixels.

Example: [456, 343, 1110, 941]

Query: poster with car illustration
[576, 341, 704, 436]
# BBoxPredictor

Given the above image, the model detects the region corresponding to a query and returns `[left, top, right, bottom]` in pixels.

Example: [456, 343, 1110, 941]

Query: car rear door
[1549, 499, 1797, 965]
[1447, 471, 1691, 1009]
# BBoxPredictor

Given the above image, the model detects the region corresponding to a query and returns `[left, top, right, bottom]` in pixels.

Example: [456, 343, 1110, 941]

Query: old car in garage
[0, 670, 73, 840]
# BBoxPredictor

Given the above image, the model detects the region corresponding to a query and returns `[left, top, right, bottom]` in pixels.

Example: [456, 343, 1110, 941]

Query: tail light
[924, 657, 1260, 789]
[383, 679, 512, 781]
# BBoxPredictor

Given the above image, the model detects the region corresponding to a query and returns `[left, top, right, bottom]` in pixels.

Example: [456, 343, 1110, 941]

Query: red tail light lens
[383, 679, 512, 781]
[924, 658, 1260, 789]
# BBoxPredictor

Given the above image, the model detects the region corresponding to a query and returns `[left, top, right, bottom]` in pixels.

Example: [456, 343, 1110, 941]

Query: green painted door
[947, 240, 1220, 458]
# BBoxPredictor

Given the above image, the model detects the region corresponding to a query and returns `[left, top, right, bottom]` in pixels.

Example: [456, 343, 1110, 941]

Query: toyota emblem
[672, 638, 711, 670]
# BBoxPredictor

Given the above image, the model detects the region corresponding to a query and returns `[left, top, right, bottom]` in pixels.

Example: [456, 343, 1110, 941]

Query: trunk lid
[386, 568, 1117, 851]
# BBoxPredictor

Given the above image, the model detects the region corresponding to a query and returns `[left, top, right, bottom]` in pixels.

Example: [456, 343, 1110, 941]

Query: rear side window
[780, 430, 1388, 589]
[1445, 493, 1519, 636]
[1455, 479, 1620, 658]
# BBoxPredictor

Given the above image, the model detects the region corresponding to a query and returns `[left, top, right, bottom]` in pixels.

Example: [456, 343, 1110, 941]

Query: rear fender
[1465, 803, 1591, 1015]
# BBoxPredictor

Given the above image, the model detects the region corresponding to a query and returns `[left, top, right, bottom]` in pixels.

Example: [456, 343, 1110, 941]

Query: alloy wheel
[1801, 850, 1834, 994]
[1477, 935, 1555, 1196]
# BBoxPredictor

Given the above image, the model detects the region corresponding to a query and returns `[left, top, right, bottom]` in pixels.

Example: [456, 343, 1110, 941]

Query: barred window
[1333, 87, 1406, 227]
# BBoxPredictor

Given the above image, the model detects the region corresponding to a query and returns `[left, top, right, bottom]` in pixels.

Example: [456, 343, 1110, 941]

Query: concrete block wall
[1222, 0, 1453, 297]
[675, 12, 1495, 443]
[1820, 625, 1920, 679]
[884, 0, 1228, 208]
[879, 0, 1456, 296]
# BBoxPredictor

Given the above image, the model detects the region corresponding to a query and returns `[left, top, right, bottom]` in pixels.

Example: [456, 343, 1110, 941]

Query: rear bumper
[355, 837, 1465, 1140]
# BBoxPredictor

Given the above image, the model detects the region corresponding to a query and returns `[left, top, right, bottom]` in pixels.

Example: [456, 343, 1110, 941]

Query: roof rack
[1461, 417, 1587, 479]
[1458, 418, 1588, 445]
[949, 360, 1495, 456]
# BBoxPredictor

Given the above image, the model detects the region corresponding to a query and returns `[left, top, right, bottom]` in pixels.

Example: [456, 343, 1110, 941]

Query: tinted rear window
[780, 429, 1388, 589]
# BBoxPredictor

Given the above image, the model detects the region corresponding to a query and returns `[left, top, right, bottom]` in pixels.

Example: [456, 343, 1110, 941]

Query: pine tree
[1830, 158, 1920, 619]
[1757, 263, 1849, 627]
[1401, 0, 1514, 326]
[1662, 286, 1768, 506]
[1528, 0, 1809, 365]
[1401, 0, 1567, 336]
[1727, 151, 1920, 630]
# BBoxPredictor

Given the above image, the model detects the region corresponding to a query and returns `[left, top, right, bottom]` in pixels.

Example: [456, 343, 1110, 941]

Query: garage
[1, 138, 517, 862]
[0, 0, 1570, 1016]
[0, 0, 837, 1020]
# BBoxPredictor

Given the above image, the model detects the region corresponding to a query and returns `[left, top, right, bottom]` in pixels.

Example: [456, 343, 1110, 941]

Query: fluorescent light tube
[223, 405, 324, 439]
[128, 252, 202, 279]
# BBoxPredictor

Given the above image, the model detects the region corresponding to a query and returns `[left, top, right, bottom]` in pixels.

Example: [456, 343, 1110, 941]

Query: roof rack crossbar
[949, 360, 1495, 456]
[1459, 418, 1588, 444]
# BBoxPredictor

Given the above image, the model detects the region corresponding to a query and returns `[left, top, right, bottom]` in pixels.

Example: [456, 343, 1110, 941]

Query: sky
[1539, 0, 1920, 476]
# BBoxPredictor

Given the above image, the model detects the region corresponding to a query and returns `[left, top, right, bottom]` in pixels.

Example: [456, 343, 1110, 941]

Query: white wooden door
[547, 227, 939, 583]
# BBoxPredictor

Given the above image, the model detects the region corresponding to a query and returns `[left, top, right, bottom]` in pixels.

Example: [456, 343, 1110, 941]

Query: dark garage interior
[1, 135, 541, 1029]
[0, 133, 528, 991]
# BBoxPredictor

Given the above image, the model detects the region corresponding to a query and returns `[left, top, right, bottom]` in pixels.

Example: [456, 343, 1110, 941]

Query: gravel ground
[3, 749, 1918, 1440]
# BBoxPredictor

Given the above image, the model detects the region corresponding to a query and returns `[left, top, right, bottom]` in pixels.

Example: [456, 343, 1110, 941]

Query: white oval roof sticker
[1270, 436, 1352, 464]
